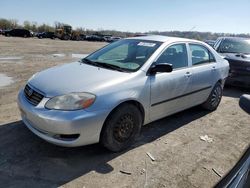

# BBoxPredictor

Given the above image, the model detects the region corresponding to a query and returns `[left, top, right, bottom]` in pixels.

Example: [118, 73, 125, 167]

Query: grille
[24, 84, 44, 106]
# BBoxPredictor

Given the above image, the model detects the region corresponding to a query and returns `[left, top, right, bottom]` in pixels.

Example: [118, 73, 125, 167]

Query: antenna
[189, 26, 196, 32]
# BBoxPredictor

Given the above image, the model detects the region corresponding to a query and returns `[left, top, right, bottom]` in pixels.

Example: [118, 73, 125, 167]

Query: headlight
[45, 93, 96, 111]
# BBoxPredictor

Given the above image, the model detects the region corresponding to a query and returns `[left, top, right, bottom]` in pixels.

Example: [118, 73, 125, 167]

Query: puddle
[51, 53, 88, 59]
[0, 56, 23, 64]
[0, 56, 23, 60]
[0, 74, 14, 88]
[52, 54, 66, 57]
[71, 54, 88, 59]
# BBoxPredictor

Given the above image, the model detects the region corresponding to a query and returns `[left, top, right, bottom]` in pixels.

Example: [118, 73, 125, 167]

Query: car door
[149, 43, 193, 121]
[188, 43, 218, 104]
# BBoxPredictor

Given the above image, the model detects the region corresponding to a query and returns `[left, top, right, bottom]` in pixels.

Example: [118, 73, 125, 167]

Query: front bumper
[226, 74, 250, 88]
[226, 59, 250, 87]
[17, 89, 110, 147]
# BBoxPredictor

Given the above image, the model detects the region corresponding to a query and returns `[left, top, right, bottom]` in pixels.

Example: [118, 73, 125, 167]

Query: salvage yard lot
[0, 36, 249, 188]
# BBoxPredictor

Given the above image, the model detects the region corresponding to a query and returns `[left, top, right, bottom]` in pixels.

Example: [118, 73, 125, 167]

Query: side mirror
[239, 95, 250, 114]
[148, 63, 173, 75]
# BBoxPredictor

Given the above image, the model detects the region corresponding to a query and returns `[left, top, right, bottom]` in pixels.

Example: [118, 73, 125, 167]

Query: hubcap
[113, 114, 134, 142]
[211, 86, 222, 107]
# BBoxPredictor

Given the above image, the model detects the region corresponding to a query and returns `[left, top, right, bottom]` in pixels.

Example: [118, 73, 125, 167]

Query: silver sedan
[17, 35, 229, 151]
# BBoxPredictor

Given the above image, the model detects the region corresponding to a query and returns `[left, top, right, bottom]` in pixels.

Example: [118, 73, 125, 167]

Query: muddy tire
[101, 104, 142, 152]
[202, 83, 223, 111]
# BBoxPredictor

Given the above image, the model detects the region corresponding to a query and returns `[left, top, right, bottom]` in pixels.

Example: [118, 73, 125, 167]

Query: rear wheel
[63, 35, 70, 40]
[101, 104, 142, 152]
[202, 83, 223, 111]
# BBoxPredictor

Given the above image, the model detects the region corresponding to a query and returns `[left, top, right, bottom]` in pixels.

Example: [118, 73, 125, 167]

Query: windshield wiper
[81, 58, 128, 72]
[81, 58, 100, 67]
[97, 62, 127, 72]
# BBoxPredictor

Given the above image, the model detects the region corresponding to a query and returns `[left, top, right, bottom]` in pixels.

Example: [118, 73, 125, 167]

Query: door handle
[185, 72, 192, 78]
[212, 66, 216, 72]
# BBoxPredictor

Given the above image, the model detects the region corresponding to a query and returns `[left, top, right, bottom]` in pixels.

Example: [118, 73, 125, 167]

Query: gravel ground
[0, 36, 249, 188]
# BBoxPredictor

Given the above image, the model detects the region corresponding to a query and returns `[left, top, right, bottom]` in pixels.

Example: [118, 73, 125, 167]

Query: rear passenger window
[190, 44, 215, 66]
[156, 43, 188, 69]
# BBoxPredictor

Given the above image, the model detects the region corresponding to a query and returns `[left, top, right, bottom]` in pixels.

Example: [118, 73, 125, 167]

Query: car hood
[220, 53, 250, 63]
[28, 62, 133, 97]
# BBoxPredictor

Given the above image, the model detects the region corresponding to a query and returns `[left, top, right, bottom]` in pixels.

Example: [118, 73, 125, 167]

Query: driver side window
[155, 43, 188, 69]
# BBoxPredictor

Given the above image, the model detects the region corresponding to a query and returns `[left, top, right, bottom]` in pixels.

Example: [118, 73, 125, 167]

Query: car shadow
[0, 106, 209, 188]
[223, 86, 250, 98]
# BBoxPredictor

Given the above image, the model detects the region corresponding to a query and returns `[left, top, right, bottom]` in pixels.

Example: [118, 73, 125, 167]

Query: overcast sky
[0, 0, 249, 33]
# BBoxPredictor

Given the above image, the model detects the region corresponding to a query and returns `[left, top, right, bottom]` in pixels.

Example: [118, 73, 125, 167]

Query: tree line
[0, 18, 249, 40]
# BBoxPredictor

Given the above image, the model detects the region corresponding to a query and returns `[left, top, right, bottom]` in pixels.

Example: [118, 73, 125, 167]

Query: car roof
[217, 36, 250, 41]
[127, 35, 200, 43]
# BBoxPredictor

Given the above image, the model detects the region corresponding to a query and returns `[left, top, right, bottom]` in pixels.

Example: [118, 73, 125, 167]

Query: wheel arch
[217, 78, 226, 87]
[99, 100, 145, 141]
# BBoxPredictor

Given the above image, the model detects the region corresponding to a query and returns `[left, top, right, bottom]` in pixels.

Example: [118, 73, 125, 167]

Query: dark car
[4, 29, 32, 38]
[215, 95, 250, 188]
[79, 34, 86, 41]
[85, 35, 105, 42]
[36, 32, 56, 39]
[214, 37, 250, 87]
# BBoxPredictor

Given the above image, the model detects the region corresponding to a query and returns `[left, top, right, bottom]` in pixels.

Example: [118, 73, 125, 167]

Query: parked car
[37, 32, 55, 39]
[17, 35, 229, 152]
[86, 35, 105, 42]
[103, 36, 110, 41]
[108, 36, 122, 43]
[215, 94, 250, 188]
[79, 34, 86, 41]
[4, 29, 32, 37]
[214, 37, 250, 87]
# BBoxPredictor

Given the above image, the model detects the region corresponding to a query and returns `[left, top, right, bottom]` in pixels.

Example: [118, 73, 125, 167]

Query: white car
[18, 35, 229, 151]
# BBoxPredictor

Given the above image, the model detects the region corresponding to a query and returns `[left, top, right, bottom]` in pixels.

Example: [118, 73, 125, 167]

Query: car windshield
[83, 39, 162, 72]
[219, 38, 250, 54]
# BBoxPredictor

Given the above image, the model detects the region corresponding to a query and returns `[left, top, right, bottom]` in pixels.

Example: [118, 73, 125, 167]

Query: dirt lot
[0, 36, 249, 188]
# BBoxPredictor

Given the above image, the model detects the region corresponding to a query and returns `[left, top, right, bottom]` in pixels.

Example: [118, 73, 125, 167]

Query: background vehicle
[107, 36, 122, 43]
[55, 25, 72, 40]
[215, 95, 250, 188]
[214, 37, 250, 87]
[79, 34, 86, 41]
[4, 29, 32, 37]
[103, 35, 112, 42]
[70, 30, 82, 41]
[85, 34, 105, 42]
[37, 32, 55, 39]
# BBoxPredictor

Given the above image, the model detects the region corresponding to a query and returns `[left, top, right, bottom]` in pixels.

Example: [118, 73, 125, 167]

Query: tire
[63, 35, 70, 40]
[101, 104, 142, 152]
[202, 82, 223, 111]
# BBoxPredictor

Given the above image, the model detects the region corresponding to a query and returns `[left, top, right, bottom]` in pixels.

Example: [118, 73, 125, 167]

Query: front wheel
[101, 104, 142, 152]
[202, 83, 223, 111]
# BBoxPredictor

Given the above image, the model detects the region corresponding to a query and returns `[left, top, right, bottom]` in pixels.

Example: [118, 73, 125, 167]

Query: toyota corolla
[17, 35, 229, 152]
